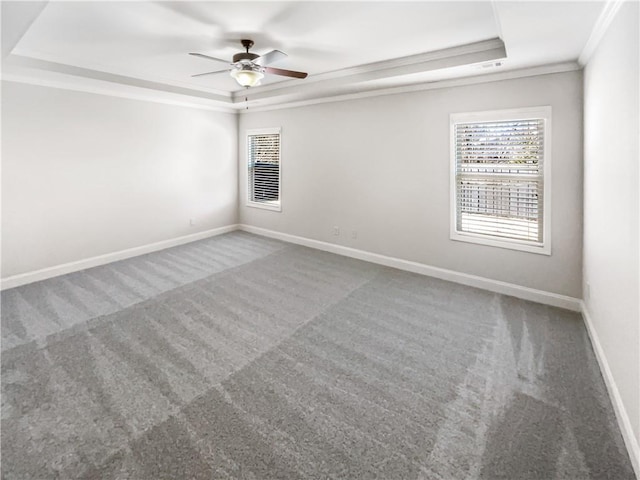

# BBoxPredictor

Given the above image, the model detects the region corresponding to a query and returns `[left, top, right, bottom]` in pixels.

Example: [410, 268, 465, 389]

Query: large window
[247, 127, 281, 211]
[450, 107, 551, 254]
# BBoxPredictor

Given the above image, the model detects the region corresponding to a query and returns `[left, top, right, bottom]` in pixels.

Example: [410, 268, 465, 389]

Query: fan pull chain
[245, 96, 249, 110]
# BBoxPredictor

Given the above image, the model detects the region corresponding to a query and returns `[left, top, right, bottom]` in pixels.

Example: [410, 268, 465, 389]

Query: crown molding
[231, 38, 506, 104]
[5, 54, 232, 103]
[10, 46, 231, 98]
[2, 39, 509, 114]
[240, 61, 581, 114]
[7, 38, 506, 109]
[1, 72, 236, 114]
[578, 0, 625, 66]
[2, 44, 580, 116]
[2, 53, 236, 113]
[3, 60, 580, 116]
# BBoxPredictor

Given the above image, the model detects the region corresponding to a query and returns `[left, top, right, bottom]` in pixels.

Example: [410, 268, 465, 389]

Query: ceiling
[2, 1, 606, 112]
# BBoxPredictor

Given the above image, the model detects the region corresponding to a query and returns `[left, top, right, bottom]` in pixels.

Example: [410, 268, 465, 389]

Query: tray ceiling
[2, 1, 605, 111]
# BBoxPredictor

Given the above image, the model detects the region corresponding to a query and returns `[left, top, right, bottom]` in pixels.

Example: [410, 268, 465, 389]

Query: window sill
[247, 201, 281, 212]
[450, 231, 550, 255]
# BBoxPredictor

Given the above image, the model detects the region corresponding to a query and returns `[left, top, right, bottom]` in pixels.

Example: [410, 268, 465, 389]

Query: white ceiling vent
[478, 61, 504, 70]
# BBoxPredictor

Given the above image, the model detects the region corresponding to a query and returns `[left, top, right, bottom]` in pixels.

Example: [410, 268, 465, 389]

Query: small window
[247, 128, 281, 211]
[450, 107, 551, 254]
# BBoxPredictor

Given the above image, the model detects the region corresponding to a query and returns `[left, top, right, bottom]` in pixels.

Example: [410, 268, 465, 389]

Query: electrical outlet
[351, 230, 358, 239]
[190, 218, 196, 226]
[333, 226, 340, 236]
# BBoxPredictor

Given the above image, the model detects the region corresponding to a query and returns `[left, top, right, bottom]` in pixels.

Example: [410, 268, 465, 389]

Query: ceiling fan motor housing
[233, 52, 259, 63]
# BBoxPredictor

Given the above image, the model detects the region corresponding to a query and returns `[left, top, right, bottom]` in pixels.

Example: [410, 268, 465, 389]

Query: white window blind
[451, 108, 551, 253]
[247, 128, 281, 210]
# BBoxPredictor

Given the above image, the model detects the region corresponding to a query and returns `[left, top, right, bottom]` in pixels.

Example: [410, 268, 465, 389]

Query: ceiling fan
[190, 39, 308, 88]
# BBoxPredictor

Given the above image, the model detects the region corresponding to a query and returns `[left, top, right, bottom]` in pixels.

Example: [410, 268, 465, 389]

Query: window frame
[449, 106, 552, 255]
[246, 127, 282, 212]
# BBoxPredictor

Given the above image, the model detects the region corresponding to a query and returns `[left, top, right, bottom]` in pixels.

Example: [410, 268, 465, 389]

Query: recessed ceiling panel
[12, 1, 498, 93]
[5, 1, 606, 108]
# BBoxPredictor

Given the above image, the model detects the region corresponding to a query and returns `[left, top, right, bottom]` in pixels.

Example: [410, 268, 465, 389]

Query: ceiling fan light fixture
[191, 40, 307, 86]
[230, 65, 264, 87]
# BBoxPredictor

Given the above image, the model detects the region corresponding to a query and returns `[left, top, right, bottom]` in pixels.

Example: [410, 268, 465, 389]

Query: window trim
[449, 106, 552, 255]
[246, 127, 282, 212]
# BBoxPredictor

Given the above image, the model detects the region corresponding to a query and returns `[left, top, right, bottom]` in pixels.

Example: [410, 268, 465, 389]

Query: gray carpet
[1, 231, 635, 479]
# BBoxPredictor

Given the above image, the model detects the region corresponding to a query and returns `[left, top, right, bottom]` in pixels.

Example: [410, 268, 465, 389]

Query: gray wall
[239, 71, 584, 298]
[583, 1, 639, 451]
[1, 81, 238, 277]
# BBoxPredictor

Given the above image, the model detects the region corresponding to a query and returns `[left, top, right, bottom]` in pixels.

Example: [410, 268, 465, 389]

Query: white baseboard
[239, 224, 582, 312]
[0, 224, 240, 290]
[581, 302, 640, 479]
[3, 222, 583, 310]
